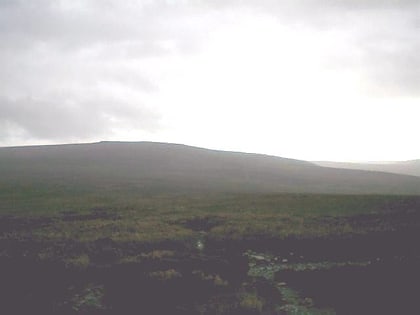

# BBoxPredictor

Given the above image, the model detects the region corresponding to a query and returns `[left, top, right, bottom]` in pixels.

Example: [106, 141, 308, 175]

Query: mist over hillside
[1, 141, 420, 195]
[314, 160, 420, 178]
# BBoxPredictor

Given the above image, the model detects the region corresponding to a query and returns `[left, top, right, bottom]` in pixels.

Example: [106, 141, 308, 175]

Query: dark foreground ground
[1, 194, 420, 314]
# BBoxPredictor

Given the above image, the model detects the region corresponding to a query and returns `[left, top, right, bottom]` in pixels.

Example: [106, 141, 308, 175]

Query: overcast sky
[1, 0, 419, 161]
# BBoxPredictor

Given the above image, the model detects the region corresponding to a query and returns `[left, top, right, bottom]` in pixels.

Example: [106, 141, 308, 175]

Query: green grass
[2, 187, 419, 245]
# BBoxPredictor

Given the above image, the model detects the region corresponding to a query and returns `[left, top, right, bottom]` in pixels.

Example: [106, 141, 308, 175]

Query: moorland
[1, 142, 419, 314]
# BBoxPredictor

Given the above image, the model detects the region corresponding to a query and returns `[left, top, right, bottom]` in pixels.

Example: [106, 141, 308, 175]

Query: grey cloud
[195, 0, 420, 97]
[0, 0, 191, 142]
[357, 32, 420, 97]
[244, 0, 420, 97]
[0, 0, 208, 53]
[1, 0, 419, 144]
[210, 0, 420, 12]
[0, 96, 160, 140]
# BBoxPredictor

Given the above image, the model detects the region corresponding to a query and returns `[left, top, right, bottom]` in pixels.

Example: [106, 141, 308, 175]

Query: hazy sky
[1, 0, 419, 161]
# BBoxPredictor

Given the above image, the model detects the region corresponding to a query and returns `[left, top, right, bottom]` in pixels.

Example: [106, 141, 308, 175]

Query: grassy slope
[1, 141, 420, 196]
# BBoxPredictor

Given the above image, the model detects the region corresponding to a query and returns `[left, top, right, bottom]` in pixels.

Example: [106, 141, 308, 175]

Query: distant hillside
[314, 160, 420, 178]
[1, 141, 420, 195]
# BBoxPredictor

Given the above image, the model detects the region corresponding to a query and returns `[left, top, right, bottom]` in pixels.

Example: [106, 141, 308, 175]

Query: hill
[1, 141, 420, 195]
[314, 160, 420, 178]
